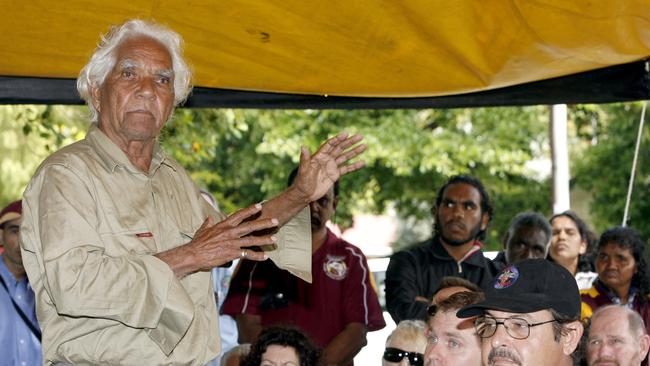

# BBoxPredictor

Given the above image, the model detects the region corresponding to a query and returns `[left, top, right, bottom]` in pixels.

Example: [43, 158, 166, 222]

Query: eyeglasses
[383, 347, 424, 366]
[475, 315, 557, 339]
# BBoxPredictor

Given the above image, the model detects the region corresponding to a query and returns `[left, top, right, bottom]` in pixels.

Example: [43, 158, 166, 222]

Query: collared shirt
[20, 124, 308, 365]
[222, 229, 385, 355]
[581, 279, 650, 321]
[0, 256, 42, 366]
[210, 261, 239, 366]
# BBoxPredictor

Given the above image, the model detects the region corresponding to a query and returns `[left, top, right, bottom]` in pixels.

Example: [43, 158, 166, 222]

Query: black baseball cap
[457, 258, 580, 319]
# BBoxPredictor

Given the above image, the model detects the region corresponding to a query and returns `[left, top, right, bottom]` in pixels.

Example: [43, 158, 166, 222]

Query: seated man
[425, 290, 484, 366]
[492, 212, 552, 268]
[458, 259, 583, 366]
[586, 305, 650, 366]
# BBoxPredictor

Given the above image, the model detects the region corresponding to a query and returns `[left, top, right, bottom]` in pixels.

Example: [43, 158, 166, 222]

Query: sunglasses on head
[383, 347, 424, 366]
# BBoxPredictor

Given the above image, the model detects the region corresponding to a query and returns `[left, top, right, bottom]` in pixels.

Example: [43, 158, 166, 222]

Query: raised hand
[292, 132, 366, 202]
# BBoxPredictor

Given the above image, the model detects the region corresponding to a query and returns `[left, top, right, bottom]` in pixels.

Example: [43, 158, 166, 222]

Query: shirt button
[19, 339, 25, 344]
[17, 295, 22, 300]
[21, 362, 27, 366]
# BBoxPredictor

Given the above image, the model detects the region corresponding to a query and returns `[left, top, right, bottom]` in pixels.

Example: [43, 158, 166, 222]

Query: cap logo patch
[494, 265, 519, 289]
[323, 255, 347, 280]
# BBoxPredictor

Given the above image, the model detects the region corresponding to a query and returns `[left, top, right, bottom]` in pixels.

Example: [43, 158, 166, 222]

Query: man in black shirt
[385, 175, 499, 322]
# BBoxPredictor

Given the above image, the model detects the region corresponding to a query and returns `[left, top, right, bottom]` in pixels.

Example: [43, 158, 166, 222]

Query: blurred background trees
[1, 103, 647, 250]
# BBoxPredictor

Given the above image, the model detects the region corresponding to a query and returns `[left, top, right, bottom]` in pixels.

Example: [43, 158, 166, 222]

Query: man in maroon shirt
[222, 170, 385, 365]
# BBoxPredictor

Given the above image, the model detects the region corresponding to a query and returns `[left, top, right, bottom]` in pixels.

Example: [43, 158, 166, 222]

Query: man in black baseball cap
[457, 258, 583, 366]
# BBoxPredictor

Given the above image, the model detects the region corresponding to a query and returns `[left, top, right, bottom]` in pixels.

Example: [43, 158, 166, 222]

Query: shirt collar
[595, 279, 638, 307]
[0, 255, 21, 286]
[86, 123, 175, 175]
[313, 228, 337, 258]
[431, 235, 487, 266]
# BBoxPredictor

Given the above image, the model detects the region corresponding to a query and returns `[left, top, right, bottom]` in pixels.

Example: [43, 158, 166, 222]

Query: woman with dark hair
[581, 226, 650, 334]
[548, 211, 598, 289]
[241, 327, 321, 366]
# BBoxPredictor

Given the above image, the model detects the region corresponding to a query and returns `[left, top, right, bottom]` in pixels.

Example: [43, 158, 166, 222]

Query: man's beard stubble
[433, 221, 483, 247]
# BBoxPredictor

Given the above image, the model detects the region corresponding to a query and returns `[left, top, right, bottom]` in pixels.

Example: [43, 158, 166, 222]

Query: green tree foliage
[0, 105, 87, 207]
[5, 104, 645, 249]
[161, 107, 551, 250]
[572, 103, 650, 240]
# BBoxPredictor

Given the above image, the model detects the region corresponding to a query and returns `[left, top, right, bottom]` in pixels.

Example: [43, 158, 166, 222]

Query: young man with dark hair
[386, 175, 499, 322]
[425, 290, 485, 366]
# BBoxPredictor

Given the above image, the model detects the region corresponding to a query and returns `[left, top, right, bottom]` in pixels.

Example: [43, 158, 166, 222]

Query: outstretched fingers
[220, 216, 279, 239]
[332, 133, 364, 155]
[339, 160, 366, 176]
[335, 143, 367, 165]
[222, 203, 263, 227]
[239, 249, 267, 262]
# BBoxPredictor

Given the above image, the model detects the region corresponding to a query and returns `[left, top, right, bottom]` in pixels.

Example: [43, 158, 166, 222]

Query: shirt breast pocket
[100, 226, 158, 256]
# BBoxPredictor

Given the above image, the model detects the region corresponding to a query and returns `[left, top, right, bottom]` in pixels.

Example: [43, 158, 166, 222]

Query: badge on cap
[494, 265, 519, 289]
[323, 255, 347, 280]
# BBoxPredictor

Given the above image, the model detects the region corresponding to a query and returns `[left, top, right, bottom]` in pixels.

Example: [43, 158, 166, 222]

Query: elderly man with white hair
[20, 19, 366, 365]
[586, 305, 650, 366]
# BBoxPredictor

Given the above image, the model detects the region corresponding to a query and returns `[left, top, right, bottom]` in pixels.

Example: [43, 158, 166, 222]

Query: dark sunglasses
[383, 347, 424, 366]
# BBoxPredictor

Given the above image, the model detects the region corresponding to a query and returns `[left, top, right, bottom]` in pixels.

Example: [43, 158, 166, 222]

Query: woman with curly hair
[241, 327, 321, 366]
[581, 226, 650, 335]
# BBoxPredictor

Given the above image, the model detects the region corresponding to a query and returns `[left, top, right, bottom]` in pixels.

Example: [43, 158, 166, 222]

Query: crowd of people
[381, 174, 650, 366]
[0, 18, 648, 366]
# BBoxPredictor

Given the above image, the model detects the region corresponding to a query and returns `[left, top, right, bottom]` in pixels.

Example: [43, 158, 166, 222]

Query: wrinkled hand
[292, 132, 366, 202]
[187, 203, 278, 272]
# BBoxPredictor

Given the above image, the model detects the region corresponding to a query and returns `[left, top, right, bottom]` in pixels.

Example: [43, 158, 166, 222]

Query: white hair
[77, 19, 192, 122]
[385, 319, 428, 352]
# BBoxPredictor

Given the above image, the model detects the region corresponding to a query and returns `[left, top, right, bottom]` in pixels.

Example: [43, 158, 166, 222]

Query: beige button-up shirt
[20, 124, 310, 365]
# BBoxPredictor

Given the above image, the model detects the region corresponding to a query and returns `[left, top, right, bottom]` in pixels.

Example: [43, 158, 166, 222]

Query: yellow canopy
[1, 0, 649, 98]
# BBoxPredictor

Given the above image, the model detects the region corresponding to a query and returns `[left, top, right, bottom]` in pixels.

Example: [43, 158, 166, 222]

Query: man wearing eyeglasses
[457, 259, 583, 366]
[425, 290, 484, 366]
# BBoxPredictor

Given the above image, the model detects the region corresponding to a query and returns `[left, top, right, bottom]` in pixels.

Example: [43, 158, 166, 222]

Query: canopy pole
[551, 104, 570, 214]
[622, 101, 647, 227]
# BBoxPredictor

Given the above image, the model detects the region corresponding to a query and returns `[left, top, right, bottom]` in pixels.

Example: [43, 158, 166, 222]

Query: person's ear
[480, 211, 489, 231]
[578, 239, 587, 255]
[638, 334, 650, 361]
[501, 231, 510, 250]
[89, 83, 102, 113]
[561, 320, 584, 356]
